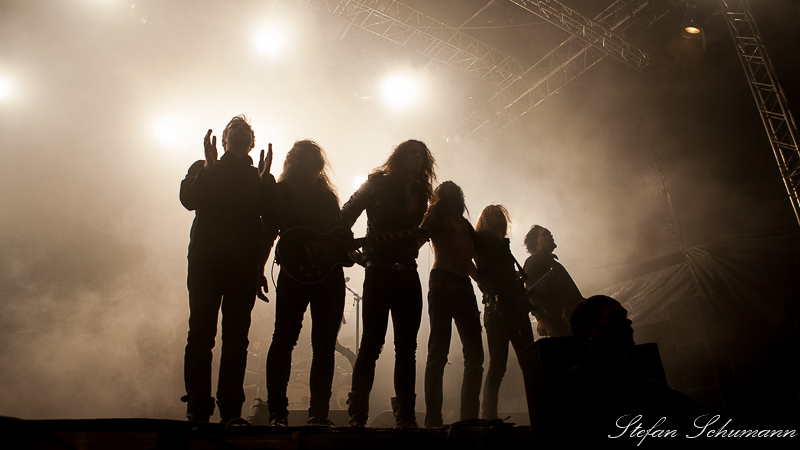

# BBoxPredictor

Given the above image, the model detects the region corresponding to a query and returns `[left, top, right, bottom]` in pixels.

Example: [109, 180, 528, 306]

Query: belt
[365, 261, 417, 271]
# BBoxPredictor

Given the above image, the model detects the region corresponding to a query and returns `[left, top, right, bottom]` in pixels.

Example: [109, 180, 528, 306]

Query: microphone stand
[344, 277, 362, 358]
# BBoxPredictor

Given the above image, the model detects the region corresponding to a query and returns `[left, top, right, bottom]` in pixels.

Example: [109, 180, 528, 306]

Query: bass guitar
[524, 264, 575, 336]
[276, 226, 431, 283]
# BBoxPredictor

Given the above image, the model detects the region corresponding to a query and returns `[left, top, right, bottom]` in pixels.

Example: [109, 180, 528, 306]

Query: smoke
[1, 0, 795, 421]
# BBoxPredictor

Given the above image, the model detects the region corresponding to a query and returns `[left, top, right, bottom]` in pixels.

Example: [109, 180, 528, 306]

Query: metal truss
[462, 0, 684, 142]
[506, 0, 653, 71]
[719, 0, 800, 227]
[299, 0, 683, 143]
[300, 0, 525, 87]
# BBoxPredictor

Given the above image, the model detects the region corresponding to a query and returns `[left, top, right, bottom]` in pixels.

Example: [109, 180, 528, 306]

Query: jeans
[481, 296, 535, 420]
[349, 264, 423, 421]
[424, 269, 484, 427]
[266, 269, 345, 419]
[184, 256, 257, 416]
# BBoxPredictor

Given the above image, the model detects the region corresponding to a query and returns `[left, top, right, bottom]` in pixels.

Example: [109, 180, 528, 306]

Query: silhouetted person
[179, 115, 272, 423]
[552, 295, 701, 442]
[522, 225, 584, 337]
[421, 181, 483, 428]
[473, 205, 535, 421]
[262, 140, 345, 427]
[341, 140, 436, 428]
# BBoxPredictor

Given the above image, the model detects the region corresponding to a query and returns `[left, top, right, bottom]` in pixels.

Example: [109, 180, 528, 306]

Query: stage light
[380, 74, 422, 110]
[680, 2, 704, 40]
[681, 19, 703, 39]
[253, 24, 288, 57]
[153, 116, 188, 148]
[0, 78, 12, 100]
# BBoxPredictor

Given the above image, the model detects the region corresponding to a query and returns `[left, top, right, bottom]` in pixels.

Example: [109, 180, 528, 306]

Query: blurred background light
[380, 73, 422, 110]
[253, 23, 288, 57]
[0, 77, 14, 101]
[152, 116, 190, 148]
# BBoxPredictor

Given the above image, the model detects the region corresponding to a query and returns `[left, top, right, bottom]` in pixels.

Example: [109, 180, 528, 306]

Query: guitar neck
[348, 229, 426, 251]
[527, 265, 559, 294]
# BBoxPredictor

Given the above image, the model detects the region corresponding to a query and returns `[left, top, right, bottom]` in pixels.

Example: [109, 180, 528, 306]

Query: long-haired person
[179, 115, 272, 423]
[263, 140, 346, 427]
[421, 181, 483, 427]
[473, 205, 535, 421]
[340, 140, 436, 428]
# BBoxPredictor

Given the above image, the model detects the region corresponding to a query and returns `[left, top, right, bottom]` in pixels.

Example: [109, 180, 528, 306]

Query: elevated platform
[2, 417, 534, 450]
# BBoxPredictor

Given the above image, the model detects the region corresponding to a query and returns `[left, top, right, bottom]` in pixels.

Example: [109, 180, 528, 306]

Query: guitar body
[525, 265, 581, 337]
[276, 227, 356, 284]
[276, 226, 432, 284]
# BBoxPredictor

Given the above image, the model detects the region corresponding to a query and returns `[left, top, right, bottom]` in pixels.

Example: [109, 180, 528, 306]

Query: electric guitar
[524, 264, 575, 336]
[276, 226, 432, 283]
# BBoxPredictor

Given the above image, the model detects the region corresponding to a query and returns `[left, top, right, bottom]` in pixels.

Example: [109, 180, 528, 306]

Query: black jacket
[180, 152, 269, 264]
[473, 231, 521, 298]
[341, 173, 427, 266]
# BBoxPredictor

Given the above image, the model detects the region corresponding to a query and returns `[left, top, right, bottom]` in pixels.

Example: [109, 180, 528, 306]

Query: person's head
[221, 115, 255, 155]
[375, 139, 437, 200]
[279, 140, 338, 199]
[570, 295, 635, 356]
[475, 204, 511, 238]
[524, 225, 557, 254]
[431, 181, 467, 218]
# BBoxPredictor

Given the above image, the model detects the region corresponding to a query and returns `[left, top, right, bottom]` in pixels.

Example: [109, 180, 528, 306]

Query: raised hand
[256, 274, 269, 301]
[204, 129, 218, 170]
[258, 143, 273, 185]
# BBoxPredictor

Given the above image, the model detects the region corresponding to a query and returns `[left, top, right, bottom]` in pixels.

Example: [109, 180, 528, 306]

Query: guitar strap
[511, 255, 527, 286]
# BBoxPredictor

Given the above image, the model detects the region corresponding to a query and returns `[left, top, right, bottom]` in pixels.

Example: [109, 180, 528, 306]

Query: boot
[347, 392, 369, 428]
[181, 395, 215, 422]
[308, 396, 333, 427]
[308, 408, 335, 427]
[391, 396, 419, 429]
[216, 399, 243, 424]
[245, 398, 269, 426]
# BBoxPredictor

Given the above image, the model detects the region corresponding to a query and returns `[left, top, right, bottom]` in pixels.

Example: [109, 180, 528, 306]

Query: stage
[2, 416, 534, 450]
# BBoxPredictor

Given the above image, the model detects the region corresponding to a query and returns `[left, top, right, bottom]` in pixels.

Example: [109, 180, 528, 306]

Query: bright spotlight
[381, 74, 422, 110]
[153, 116, 188, 147]
[0, 78, 13, 100]
[253, 25, 287, 57]
[681, 20, 703, 39]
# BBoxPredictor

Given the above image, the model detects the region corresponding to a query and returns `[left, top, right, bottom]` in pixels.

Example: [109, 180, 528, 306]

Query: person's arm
[256, 146, 277, 301]
[258, 144, 274, 186]
[257, 217, 276, 301]
[180, 129, 219, 210]
[468, 260, 479, 281]
[179, 160, 208, 211]
[523, 254, 551, 289]
[418, 211, 436, 250]
[340, 178, 373, 229]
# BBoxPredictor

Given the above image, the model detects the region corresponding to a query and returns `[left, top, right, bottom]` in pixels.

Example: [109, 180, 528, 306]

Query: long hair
[222, 114, 255, 152]
[278, 140, 338, 202]
[475, 204, 511, 238]
[425, 181, 471, 232]
[371, 139, 436, 201]
[524, 225, 545, 254]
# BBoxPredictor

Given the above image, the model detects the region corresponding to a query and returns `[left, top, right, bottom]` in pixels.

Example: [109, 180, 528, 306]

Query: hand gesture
[257, 275, 269, 302]
[536, 319, 551, 337]
[204, 129, 218, 170]
[258, 143, 273, 185]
